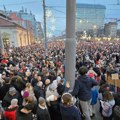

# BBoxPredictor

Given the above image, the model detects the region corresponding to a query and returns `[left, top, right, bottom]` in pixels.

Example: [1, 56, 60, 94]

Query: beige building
[0, 14, 31, 47]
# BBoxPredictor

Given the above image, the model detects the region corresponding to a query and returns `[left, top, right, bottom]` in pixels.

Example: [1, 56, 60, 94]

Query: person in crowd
[98, 83, 110, 114]
[36, 97, 51, 120]
[71, 66, 98, 120]
[2, 87, 20, 108]
[0, 77, 11, 100]
[24, 83, 36, 101]
[100, 91, 115, 120]
[4, 99, 18, 120]
[113, 92, 120, 120]
[46, 82, 59, 102]
[10, 75, 25, 92]
[22, 73, 29, 87]
[16, 96, 35, 120]
[89, 86, 98, 118]
[60, 92, 81, 120]
[21, 90, 30, 105]
[34, 81, 45, 100]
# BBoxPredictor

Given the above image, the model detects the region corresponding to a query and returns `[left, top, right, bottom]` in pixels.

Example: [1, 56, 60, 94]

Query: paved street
[92, 101, 102, 120]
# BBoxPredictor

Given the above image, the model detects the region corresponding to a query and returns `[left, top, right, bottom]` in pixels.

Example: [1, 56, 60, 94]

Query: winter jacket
[60, 104, 81, 120]
[4, 107, 17, 120]
[2, 92, 19, 108]
[34, 86, 45, 99]
[72, 75, 98, 101]
[37, 106, 51, 120]
[101, 99, 115, 117]
[0, 84, 11, 100]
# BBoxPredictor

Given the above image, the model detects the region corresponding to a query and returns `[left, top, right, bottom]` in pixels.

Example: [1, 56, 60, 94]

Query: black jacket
[2, 92, 19, 108]
[37, 106, 51, 120]
[0, 84, 11, 100]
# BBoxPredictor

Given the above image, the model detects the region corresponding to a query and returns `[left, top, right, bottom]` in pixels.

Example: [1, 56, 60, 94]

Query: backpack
[101, 101, 112, 117]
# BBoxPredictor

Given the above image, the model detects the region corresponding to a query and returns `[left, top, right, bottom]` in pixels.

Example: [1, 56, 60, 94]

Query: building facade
[36, 22, 44, 42]
[0, 14, 30, 47]
[7, 8, 43, 42]
[9, 12, 35, 44]
[104, 22, 118, 37]
[76, 4, 106, 32]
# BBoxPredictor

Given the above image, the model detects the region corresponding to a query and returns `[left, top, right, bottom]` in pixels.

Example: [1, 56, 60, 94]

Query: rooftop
[0, 15, 26, 30]
[76, 3, 106, 9]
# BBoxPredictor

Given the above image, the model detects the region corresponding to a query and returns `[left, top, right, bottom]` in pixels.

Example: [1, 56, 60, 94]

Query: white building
[0, 14, 30, 47]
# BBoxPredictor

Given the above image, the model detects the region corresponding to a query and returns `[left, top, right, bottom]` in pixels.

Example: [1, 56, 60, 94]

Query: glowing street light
[93, 25, 97, 29]
[79, 20, 83, 23]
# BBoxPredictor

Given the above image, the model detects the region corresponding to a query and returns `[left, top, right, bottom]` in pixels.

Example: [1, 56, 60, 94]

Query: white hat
[56, 76, 61, 81]
[49, 83, 57, 91]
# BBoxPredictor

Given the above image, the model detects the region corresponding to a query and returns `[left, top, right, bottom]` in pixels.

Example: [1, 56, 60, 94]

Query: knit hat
[9, 87, 17, 95]
[11, 99, 18, 106]
[56, 76, 61, 81]
[49, 82, 57, 91]
[39, 97, 45, 105]
[22, 91, 29, 98]
[88, 73, 94, 78]
[37, 81, 43, 87]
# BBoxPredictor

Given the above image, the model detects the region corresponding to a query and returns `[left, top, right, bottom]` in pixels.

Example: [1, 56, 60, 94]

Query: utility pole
[42, 0, 47, 50]
[65, 0, 76, 90]
[3, 5, 7, 17]
[0, 31, 4, 54]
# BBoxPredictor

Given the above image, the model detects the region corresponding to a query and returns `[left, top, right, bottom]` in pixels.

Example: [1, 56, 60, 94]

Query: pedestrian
[60, 93, 81, 120]
[36, 97, 51, 120]
[71, 66, 98, 120]
[89, 86, 98, 118]
[4, 99, 18, 120]
[2, 87, 20, 108]
[16, 96, 34, 120]
[100, 91, 115, 120]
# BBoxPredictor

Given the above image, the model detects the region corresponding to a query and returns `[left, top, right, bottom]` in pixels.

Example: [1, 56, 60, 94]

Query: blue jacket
[71, 75, 98, 101]
[91, 88, 98, 105]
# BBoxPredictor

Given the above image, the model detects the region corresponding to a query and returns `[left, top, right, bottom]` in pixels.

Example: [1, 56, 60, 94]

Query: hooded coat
[71, 75, 98, 101]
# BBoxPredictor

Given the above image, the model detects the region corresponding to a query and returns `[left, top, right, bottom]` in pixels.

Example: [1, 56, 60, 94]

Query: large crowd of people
[0, 40, 120, 120]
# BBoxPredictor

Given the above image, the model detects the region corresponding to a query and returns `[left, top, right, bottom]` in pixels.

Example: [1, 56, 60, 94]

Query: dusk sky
[0, 0, 120, 35]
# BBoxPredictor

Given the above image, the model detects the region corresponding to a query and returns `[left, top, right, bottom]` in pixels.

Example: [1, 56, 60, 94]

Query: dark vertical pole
[43, 0, 47, 50]
[0, 32, 4, 54]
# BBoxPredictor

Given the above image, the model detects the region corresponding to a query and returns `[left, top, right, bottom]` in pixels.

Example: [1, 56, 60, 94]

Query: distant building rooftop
[76, 3, 106, 9]
[0, 16, 26, 30]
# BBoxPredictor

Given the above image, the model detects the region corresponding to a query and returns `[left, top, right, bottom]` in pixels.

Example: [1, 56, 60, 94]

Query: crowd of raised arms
[0, 40, 120, 120]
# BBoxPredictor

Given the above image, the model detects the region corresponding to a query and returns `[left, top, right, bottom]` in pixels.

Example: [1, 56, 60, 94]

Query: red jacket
[4, 107, 17, 120]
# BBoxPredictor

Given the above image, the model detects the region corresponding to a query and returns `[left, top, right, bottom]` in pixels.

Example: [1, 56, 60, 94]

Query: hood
[78, 75, 89, 83]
